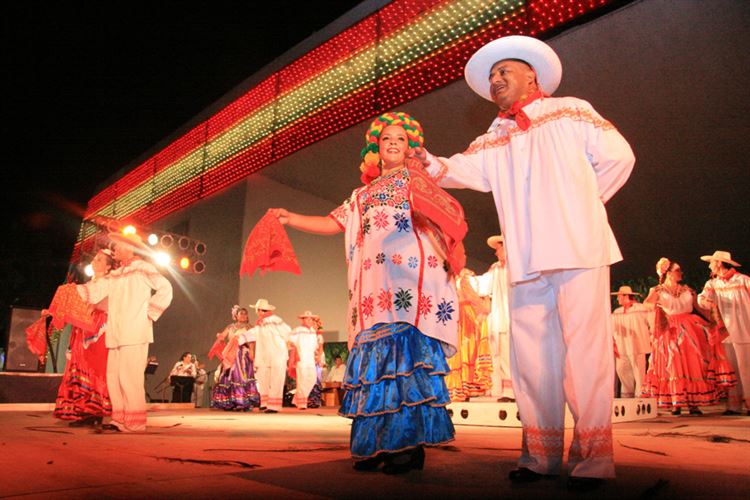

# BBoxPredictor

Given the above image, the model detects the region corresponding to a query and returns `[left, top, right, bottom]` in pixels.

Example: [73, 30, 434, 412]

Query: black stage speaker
[4, 306, 43, 372]
[170, 375, 195, 403]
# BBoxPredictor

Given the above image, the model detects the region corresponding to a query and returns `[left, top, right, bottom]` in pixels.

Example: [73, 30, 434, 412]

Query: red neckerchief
[718, 268, 737, 282]
[256, 312, 272, 326]
[497, 90, 547, 131]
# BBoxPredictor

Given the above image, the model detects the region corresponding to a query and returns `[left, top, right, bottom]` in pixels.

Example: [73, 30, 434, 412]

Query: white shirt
[290, 326, 322, 367]
[612, 302, 652, 355]
[698, 271, 750, 344]
[325, 364, 346, 383]
[427, 96, 635, 284]
[78, 258, 173, 348]
[477, 261, 510, 334]
[247, 314, 291, 368]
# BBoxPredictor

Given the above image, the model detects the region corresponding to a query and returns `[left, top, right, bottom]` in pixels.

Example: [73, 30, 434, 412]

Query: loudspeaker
[4, 306, 43, 371]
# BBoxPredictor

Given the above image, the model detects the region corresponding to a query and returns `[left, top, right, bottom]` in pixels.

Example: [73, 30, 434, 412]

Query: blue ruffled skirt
[339, 322, 455, 458]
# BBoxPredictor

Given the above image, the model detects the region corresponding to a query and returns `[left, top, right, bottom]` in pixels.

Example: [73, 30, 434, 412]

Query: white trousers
[510, 266, 615, 478]
[256, 363, 287, 410]
[724, 342, 750, 411]
[489, 329, 514, 398]
[294, 364, 317, 408]
[615, 353, 648, 397]
[107, 343, 149, 432]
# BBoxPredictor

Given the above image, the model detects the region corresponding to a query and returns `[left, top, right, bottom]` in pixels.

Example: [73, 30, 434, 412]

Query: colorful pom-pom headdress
[359, 111, 425, 184]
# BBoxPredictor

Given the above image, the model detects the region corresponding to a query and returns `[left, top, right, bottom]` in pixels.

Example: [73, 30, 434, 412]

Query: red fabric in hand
[25, 317, 48, 362]
[240, 212, 301, 277]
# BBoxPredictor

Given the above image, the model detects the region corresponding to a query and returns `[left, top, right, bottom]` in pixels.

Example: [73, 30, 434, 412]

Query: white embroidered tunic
[78, 258, 173, 348]
[329, 167, 458, 354]
[290, 326, 322, 367]
[698, 272, 750, 344]
[426, 96, 635, 284]
[245, 315, 291, 368]
[612, 302, 653, 355]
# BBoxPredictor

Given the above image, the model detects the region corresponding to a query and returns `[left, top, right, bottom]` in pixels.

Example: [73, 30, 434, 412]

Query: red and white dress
[642, 285, 735, 408]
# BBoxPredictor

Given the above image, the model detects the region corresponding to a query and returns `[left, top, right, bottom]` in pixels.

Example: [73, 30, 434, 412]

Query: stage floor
[0, 406, 748, 498]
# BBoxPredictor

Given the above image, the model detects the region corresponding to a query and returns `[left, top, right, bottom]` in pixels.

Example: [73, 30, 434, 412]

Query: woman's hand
[268, 208, 291, 225]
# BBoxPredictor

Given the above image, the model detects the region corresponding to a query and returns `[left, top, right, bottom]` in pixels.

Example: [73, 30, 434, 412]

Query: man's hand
[409, 147, 430, 168]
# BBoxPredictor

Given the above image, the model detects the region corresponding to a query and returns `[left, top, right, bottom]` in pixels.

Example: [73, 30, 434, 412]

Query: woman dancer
[641, 259, 735, 414]
[52, 248, 114, 426]
[211, 306, 260, 411]
[270, 112, 461, 473]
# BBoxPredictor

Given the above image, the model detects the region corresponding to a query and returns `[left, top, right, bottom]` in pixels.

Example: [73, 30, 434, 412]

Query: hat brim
[486, 235, 504, 249]
[700, 255, 741, 267]
[610, 292, 641, 296]
[108, 232, 147, 250]
[464, 35, 562, 101]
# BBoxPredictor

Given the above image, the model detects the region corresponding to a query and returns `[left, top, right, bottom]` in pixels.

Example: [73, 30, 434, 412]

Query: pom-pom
[656, 257, 670, 277]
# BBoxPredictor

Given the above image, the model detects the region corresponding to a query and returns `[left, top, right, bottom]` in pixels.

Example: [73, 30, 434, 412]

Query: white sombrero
[298, 310, 319, 319]
[700, 250, 741, 267]
[108, 231, 147, 251]
[253, 298, 276, 311]
[464, 35, 562, 102]
[610, 285, 641, 297]
[486, 235, 504, 249]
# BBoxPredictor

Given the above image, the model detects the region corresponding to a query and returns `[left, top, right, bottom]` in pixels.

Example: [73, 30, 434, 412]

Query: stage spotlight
[193, 260, 206, 274]
[147, 233, 159, 246]
[84, 264, 94, 277]
[179, 257, 190, 270]
[178, 236, 190, 250]
[194, 241, 207, 255]
[160, 234, 174, 248]
[154, 251, 171, 267]
[123, 225, 137, 235]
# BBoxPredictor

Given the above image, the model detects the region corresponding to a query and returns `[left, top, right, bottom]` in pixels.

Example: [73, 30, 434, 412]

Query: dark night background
[1, 2, 359, 331]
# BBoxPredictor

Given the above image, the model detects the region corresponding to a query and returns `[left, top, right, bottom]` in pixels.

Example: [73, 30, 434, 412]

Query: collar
[717, 268, 738, 282]
[495, 90, 547, 131]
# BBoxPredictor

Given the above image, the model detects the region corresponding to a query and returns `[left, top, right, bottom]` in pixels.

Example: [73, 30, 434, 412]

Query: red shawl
[240, 212, 301, 277]
[47, 283, 103, 333]
[407, 159, 468, 275]
[25, 317, 48, 362]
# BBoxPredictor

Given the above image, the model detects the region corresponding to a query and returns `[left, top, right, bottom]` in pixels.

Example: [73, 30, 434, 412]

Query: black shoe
[670, 407, 682, 416]
[688, 407, 703, 416]
[263, 409, 278, 414]
[382, 446, 425, 475]
[508, 467, 545, 483]
[722, 409, 741, 416]
[567, 476, 604, 492]
[497, 397, 516, 403]
[97, 423, 122, 433]
[353, 454, 385, 471]
[259, 406, 267, 411]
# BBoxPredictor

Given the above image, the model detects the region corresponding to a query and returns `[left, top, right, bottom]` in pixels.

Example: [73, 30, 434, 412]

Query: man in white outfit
[477, 235, 513, 401]
[290, 310, 323, 410]
[78, 231, 173, 432]
[611, 286, 652, 398]
[416, 36, 634, 490]
[698, 251, 750, 415]
[247, 298, 291, 413]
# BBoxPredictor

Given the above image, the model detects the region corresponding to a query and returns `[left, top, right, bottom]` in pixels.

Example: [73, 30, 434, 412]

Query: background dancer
[269, 111, 461, 474]
[211, 306, 260, 411]
[77, 231, 173, 432]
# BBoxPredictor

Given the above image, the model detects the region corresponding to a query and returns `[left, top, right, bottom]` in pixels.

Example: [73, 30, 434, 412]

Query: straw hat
[253, 298, 276, 311]
[298, 310, 319, 319]
[610, 285, 641, 297]
[108, 231, 147, 250]
[464, 35, 562, 102]
[700, 250, 741, 267]
[486, 235, 504, 249]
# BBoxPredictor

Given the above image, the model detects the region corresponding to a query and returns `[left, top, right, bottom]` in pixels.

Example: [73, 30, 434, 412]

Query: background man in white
[246, 298, 291, 413]
[416, 36, 635, 491]
[698, 251, 750, 415]
[477, 235, 513, 401]
[78, 231, 173, 432]
[611, 286, 652, 398]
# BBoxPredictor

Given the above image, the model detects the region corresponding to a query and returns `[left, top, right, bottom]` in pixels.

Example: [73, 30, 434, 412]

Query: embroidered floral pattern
[362, 217, 371, 235]
[359, 170, 410, 213]
[436, 298, 455, 325]
[524, 426, 565, 458]
[394, 212, 410, 232]
[465, 106, 616, 155]
[394, 288, 413, 311]
[427, 255, 438, 268]
[418, 292, 433, 319]
[363, 258, 372, 270]
[568, 425, 613, 463]
[408, 256, 418, 269]
[377, 289, 393, 312]
[391, 254, 402, 265]
[350, 307, 358, 328]
[361, 294, 374, 319]
[373, 210, 389, 230]
[375, 252, 386, 264]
